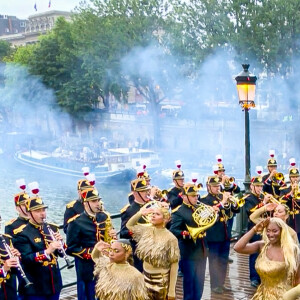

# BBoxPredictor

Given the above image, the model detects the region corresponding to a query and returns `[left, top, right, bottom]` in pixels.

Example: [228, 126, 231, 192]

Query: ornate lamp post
[235, 64, 257, 193]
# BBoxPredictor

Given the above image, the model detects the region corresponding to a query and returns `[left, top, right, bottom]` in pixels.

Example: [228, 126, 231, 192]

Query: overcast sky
[0, 0, 82, 19]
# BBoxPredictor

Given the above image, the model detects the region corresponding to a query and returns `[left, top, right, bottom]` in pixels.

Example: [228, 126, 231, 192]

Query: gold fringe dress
[93, 251, 148, 300]
[127, 211, 180, 299]
[252, 245, 293, 300]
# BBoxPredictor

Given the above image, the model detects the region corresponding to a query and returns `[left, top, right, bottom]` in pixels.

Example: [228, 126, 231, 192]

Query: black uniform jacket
[66, 211, 109, 281]
[243, 193, 264, 242]
[170, 202, 207, 260]
[0, 234, 18, 300]
[13, 222, 62, 296]
[120, 201, 147, 239]
[63, 199, 84, 233]
[5, 217, 28, 243]
[201, 193, 239, 242]
[167, 186, 183, 210]
[280, 185, 300, 232]
[262, 174, 285, 198]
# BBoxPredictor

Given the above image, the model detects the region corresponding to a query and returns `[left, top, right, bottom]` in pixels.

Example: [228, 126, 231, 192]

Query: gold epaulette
[128, 192, 133, 197]
[67, 214, 80, 224]
[172, 205, 182, 213]
[66, 200, 77, 209]
[201, 193, 208, 198]
[167, 187, 173, 192]
[13, 224, 27, 235]
[120, 204, 130, 213]
[5, 218, 17, 226]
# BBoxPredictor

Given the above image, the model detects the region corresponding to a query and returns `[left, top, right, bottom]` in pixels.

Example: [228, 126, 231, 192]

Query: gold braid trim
[94, 256, 148, 300]
[132, 225, 180, 269]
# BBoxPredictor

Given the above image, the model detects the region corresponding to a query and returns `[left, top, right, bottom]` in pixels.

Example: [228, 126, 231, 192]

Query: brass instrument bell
[274, 172, 284, 181]
[186, 203, 218, 243]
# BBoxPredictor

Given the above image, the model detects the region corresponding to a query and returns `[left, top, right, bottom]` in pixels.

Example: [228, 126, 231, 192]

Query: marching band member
[280, 158, 300, 240]
[5, 179, 30, 242]
[0, 217, 21, 300]
[166, 161, 185, 210]
[66, 187, 113, 300]
[170, 183, 211, 300]
[263, 150, 286, 199]
[128, 165, 152, 204]
[92, 239, 147, 300]
[13, 184, 63, 300]
[120, 178, 151, 272]
[213, 155, 241, 263]
[63, 169, 95, 233]
[127, 202, 179, 300]
[201, 176, 240, 294]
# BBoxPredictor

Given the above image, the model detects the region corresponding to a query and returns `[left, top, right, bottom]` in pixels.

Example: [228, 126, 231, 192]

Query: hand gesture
[96, 240, 110, 256]
[10, 247, 21, 258]
[221, 192, 230, 205]
[140, 207, 154, 216]
[3, 257, 19, 272]
[213, 205, 220, 212]
[269, 169, 277, 179]
[53, 231, 63, 242]
[254, 218, 270, 233]
[109, 228, 117, 240]
[46, 240, 62, 255]
[263, 193, 273, 204]
[265, 203, 277, 212]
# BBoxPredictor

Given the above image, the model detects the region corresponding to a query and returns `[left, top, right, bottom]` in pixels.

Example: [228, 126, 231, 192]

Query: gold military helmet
[25, 196, 48, 212]
[206, 176, 221, 186]
[81, 187, 102, 202]
[182, 183, 198, 196]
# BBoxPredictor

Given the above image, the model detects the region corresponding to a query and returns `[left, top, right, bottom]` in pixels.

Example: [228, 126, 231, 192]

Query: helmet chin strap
[19, 206, 28, 218]
[87, 202, 97, 215]
[137, 192, 147, 203]
[30, 212, 41, 226]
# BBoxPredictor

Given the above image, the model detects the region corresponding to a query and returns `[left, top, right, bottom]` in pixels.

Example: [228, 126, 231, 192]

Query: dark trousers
[180, 257, 207, 300]
[75, 258, 95, 300]
[23, 294, 60, 300]
[249, 252, 260, 282]
[207, 241, 230, 289]
[227, 216, 234, 239]
[76, 280, 95, 300]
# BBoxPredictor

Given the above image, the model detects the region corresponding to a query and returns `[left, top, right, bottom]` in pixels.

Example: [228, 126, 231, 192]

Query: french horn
[186, 203, 218, 243]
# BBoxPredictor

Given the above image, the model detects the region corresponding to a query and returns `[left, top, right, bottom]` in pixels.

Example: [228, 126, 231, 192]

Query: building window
[20, 21, 25, 27]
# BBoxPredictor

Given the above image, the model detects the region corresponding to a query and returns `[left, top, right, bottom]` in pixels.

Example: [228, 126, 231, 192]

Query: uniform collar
[29, 220, 43, 229]
[183, 202, 194, 209]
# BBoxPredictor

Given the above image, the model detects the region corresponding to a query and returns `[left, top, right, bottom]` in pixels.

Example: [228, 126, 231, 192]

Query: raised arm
[233, 219, 268, 255]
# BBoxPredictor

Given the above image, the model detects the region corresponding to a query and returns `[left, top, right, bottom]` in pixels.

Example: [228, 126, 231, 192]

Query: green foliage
[0, 40, 13, 62]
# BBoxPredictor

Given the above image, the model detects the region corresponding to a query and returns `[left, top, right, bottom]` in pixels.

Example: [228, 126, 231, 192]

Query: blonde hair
[263, 217, 299, 276]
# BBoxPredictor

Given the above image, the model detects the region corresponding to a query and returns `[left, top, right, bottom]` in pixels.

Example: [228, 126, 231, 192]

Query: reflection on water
[0, 155, 130, 284]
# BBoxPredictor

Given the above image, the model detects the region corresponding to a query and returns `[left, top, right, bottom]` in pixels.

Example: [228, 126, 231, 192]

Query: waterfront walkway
[60, 244, 256, 300]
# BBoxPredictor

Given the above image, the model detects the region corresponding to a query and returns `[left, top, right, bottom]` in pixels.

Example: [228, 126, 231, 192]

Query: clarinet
[0, 234, 32, 287]
[43, 220, 74, 269]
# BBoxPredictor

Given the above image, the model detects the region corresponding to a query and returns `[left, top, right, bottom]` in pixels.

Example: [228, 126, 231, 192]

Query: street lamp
[235, 64, 257, 193]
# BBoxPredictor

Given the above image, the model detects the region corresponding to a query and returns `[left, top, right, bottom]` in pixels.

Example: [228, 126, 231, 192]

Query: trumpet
[0, 234, 32, 287]
[43, 220, 74, 269]
[260, 192, 281, 205]
[274, 172, 284, 181]
[293, 184, 300, 200]
[186, 203, 218, 243]
[228, 195, 245, 208]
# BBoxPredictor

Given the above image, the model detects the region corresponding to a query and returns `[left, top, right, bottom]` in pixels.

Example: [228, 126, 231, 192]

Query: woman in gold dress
[92, 239, 147, 300]
[234, 217, 300, 300]
[126, 203, 180, 300]
[250, 202, 298, 243]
